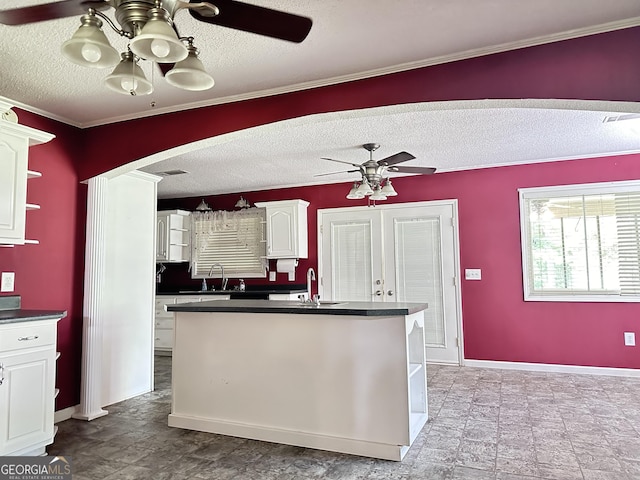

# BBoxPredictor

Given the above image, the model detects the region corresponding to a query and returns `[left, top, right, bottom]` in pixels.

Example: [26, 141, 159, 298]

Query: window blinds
[615, 192, 640, 296]
[191, 208, 267, 278]
[521, 181, 640, 300]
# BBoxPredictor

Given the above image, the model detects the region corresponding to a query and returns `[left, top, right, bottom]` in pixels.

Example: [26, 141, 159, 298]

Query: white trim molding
[73, 176, 109, 421]
[54, 405, 78, 424]
[464, 359, 640, 378]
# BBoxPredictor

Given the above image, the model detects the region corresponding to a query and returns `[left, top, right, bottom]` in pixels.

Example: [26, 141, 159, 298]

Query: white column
[73, 176, 109, 421]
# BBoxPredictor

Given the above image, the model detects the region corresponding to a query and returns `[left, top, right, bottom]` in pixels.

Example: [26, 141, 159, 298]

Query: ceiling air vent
[603, 113, 640, 123]
[155, 169, 189, 177]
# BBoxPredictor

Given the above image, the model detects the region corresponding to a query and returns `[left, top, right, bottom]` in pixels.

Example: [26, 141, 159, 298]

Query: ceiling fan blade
[189, 0, 312, 43]
[0, 0, 108, 25]
[377, 151, 416, 167]
[387, 166, 437, 175]
[321, 157, 362, 168]
[314, 169, 360, 177]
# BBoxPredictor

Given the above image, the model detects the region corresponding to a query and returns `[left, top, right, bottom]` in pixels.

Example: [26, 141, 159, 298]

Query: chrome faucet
[208, 263, 228, 291]
[306, 267, 316, 301]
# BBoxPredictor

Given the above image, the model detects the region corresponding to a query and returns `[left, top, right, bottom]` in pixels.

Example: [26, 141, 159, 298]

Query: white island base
[168, 306, 428, 461]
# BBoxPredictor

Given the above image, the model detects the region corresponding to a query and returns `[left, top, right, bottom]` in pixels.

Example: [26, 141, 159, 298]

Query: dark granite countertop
[167, 299, 427, 317]
[0, 309, 68, 325]
[0, 295, 66, 324]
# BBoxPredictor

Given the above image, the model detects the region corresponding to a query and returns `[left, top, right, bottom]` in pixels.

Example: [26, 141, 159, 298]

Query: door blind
[331, 221, 373, 301]
[191, 208, 267, 278]
[394, 218, 445, 346]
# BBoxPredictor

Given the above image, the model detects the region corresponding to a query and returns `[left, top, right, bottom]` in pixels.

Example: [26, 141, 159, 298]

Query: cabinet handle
[18, 335, 39, 341]
[0, 363, 4, 386]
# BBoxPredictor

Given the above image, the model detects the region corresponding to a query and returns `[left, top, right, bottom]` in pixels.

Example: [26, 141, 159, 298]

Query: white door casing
[318, 200, 462, 364]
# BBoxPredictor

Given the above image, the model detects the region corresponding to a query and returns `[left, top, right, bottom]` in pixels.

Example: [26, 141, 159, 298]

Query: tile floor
[49, 357, 640, 479]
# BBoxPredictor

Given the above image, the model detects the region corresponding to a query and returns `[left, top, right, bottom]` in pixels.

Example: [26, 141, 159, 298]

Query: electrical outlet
[624, 332, 636, 346]
[269, 271, 276, 282]
[465, 268, 482, 280]
[1, 272, 15, 292]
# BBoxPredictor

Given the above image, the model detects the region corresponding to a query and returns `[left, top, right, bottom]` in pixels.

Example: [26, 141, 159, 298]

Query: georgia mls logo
[0, 456, 72, 480]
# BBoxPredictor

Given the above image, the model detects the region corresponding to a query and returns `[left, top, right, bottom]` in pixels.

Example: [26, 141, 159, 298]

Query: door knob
[375, 290, 383, 296]
[387, 290, 394, 296]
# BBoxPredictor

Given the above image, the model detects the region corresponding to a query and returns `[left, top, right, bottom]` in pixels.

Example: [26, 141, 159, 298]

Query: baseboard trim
[463, 359, 640, 377]
[54, 405, 79, 423]
[168, 413, 410, 461]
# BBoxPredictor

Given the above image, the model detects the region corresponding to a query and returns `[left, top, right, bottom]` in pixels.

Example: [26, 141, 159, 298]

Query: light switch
[1, 272, 15, 292]
[465, 268, 482, 280]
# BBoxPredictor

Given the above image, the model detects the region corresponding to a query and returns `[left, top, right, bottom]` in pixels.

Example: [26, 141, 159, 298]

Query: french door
[318, 201, 461, 364]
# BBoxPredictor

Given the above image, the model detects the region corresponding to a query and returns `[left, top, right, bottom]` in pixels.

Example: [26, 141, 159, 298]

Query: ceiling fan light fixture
[129, 7, 188, 63]
[61, 12, 120, 68]
[355, 181, 374, 197]
[370, 186, 387, 201]
[381, 179, 398, 196]
[103, 51, 153, 96]
[166, 41, 214, 91]
[195, 198, 212, 211]
[346, 182, 364, 199]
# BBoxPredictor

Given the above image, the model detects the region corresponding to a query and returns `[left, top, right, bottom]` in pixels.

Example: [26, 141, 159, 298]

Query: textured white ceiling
[137, 100, 640, 198]
[3, 0, 640, 127]
[2, 1, 640, 197]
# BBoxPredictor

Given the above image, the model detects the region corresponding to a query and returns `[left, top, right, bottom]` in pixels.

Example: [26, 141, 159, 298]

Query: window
[191, 208, 267, 279]
[519, 180, 640, 302]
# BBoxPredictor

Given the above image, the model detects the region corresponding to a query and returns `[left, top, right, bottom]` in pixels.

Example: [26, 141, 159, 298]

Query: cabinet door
[0, 131, 29, 244]
[0, 349, 55, 455]
[156, 213, 169, 262]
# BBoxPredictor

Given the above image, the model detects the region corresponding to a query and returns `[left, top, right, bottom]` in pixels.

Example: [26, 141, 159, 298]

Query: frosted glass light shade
[103, 52, 153, 96]
[166, 48, 214, 91]
[381, 179, 398, 196]
[356, 181, 374, 196]
[129, 8, 187, 63]
[61, 14, 119, 68]
[346, 183, 364, 199]
[370, 186, 387, 201]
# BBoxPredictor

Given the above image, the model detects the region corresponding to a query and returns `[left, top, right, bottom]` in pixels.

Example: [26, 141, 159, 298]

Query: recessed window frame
[519, 180, 640, 303]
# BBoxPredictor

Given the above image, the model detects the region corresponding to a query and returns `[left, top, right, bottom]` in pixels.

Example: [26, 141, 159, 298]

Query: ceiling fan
[319, 143, 437, 202]
[0, 0, 312, 94]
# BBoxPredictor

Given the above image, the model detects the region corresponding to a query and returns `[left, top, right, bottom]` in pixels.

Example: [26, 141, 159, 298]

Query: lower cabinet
[155, 295, 230, 354]
[0, 319, 59, 456]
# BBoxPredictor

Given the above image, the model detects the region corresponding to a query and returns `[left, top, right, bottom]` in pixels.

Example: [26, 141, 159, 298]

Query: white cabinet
[255, 199, 309, 259]
[155, 295, 229, 354]
[0, 318, 60, 456]
[156, 210, 190, 263]
[0, 104, 54, 245]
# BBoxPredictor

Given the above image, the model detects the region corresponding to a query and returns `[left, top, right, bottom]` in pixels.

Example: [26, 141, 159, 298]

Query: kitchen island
[166, 299, 428, 461]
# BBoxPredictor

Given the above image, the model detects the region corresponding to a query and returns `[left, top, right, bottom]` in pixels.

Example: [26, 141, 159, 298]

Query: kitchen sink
[297, 301, 345, 307]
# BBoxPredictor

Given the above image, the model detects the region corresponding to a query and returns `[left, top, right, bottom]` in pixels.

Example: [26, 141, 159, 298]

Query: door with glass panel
[319, 201, 461, 364]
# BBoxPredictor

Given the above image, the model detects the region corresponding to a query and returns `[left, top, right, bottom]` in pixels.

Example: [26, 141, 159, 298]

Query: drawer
[155, 317, 174, 330]
[175, 296, 202, 304]
[154, 329, 174, 348]
[155, 297, 175, 312]
[0, 321, 56, 352]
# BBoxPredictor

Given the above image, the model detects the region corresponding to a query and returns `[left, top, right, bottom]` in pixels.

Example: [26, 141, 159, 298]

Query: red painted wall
[79, 26, 640, 180]
[160, 153, 640, 369]
[3, 25, 640, 412]
[0, 111, 86, 410]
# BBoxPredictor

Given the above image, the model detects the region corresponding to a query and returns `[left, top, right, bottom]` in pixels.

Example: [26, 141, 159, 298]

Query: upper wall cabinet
[255, 200, 309, 259]
[156, 210, 190, 263]
[0, 103, 55, 245]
